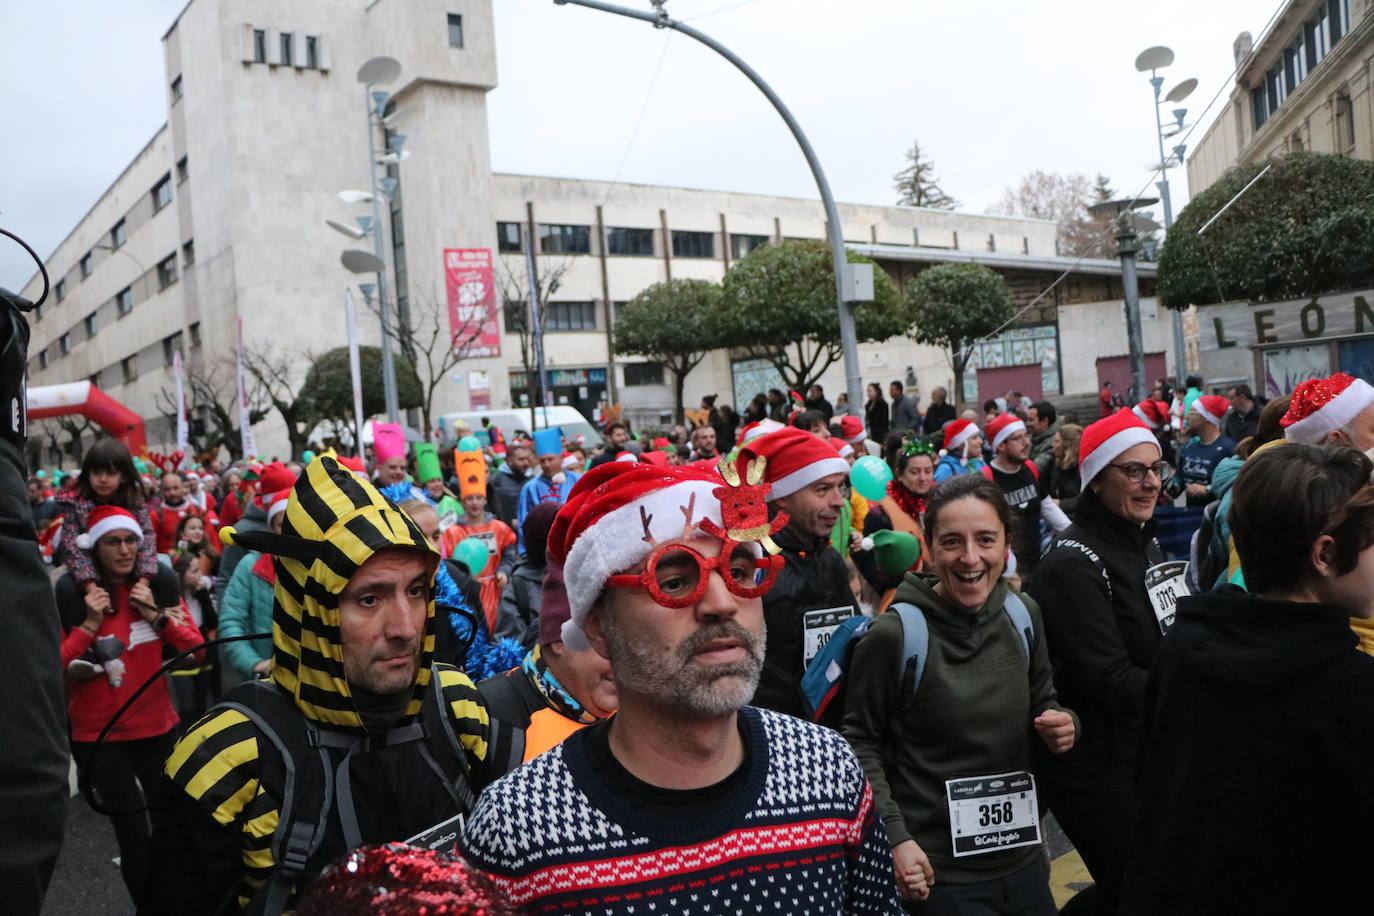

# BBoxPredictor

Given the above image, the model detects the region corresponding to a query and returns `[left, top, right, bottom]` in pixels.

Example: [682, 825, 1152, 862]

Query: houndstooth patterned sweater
[460, 706, 903, 915]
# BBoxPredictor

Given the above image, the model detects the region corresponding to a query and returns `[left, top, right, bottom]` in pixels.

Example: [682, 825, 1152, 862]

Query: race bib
[802, 607, 854, 667]
[437, 511, 459, 531]
[946, 770, 1040, 857]
[404, 812, 465, 856]
[1145, 560, 1190, 634]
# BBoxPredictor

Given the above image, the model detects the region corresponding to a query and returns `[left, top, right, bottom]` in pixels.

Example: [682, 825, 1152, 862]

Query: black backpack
[216, 665, 475, 916]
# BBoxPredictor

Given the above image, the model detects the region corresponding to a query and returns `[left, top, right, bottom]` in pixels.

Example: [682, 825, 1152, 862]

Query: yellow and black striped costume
[152, 457, 489, 914]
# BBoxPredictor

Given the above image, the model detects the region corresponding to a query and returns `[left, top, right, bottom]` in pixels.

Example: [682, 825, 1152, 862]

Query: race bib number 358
[946, 770, 1040, 857]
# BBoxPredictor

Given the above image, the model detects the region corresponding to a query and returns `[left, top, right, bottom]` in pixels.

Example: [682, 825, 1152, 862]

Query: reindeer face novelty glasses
[607, 459, 790, 609]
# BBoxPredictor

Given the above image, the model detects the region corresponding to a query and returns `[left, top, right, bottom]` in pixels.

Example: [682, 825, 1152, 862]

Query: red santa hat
[1132, 399, 1172, 430]
[76, 506, 143, 550]
[738, 427, 849, 501]
[831, 438, 854, 459]
[1281, 372, 1374, 444]
[985, 413, 1026, 452]
[1190, 395, 1229, 428]
[942, 418, 979, 455]
[1079, 409, 1161, 488]
[838, 415, 866, 444]
[548, 463, 730, 650]
[265, 489, 291, 525]
[738, 418, 784, 446]
[253, 461, 298, 509]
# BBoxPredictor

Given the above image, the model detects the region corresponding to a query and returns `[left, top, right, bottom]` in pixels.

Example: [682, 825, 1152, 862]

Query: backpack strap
[476, 670, 531, 783]
[1001, 591, 1035, 661]
[1025, 460, 1040, 480]
[980, 465, 993, 480]
[420, 665, 477, 813]
[218, 681, 333, 916]
[890, 603, 930, 698]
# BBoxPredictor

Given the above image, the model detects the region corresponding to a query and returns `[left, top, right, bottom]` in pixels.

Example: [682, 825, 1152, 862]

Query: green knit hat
[414, 442, 442, 484]
[860, 528, 921, 575]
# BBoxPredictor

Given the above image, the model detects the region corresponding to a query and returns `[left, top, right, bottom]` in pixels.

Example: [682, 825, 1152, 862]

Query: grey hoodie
[842, 575, 1076, 884]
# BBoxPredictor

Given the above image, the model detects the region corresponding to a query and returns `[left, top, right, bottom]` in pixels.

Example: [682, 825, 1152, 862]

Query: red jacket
[59, 576, 204, 742]
[151, 498, 197, 555]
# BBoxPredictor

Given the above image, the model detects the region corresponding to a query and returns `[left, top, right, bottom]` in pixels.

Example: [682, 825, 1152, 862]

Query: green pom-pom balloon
[850, 455, 892, 501]
[457, 435, 481, 452]
[454, 536, 490, 573]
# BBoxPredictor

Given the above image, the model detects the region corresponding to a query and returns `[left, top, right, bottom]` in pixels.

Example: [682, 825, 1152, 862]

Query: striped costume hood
[224, 456, 439, 732]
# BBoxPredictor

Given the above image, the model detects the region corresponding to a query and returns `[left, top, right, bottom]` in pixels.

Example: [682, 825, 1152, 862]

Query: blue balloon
[457, 435, 482, 452]
[850, 455, 893, 501]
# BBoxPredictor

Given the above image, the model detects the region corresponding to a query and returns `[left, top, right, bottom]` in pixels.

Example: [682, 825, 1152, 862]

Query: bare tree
[156, 355, 270, 461]
[496, 256, 573, 431]
[894, 140, 959, 209]
[364, 284, 488, 437]
[241, 341, 319, 459]
[988, 170, 1116, 259]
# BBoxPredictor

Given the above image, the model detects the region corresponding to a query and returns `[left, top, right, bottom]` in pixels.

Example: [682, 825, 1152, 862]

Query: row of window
[51, 161, 187, 307]
[38, 324, 201, 388]
[1252, 0, 1350, 130]
[502, 300, 601, 332]
[248, 28, 324, 69]
[496, 222, 771, 260]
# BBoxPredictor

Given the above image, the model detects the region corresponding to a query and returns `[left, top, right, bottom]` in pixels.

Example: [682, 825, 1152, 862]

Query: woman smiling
[843, 475, 1076, 913]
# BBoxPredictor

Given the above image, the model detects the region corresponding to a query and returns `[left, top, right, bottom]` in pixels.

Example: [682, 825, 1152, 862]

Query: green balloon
[457, 435, 481, 452]
[302, 450, 316, 464]
[454, 535, 490, 573]
[850, 455, 892, 501]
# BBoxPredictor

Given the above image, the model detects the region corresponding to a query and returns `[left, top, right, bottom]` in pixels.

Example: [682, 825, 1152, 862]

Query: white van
[438, 405, 601, 448]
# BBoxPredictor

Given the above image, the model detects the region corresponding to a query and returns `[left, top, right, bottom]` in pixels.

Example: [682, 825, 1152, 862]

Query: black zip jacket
[1120, 589, 1374, 915]
[750, 524, 856, 718]
[1026, 490, 1163, 787]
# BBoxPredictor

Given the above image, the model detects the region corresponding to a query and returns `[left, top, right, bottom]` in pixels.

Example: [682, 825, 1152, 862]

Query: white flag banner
[173, 350, 189, 464]
[345, 289, 365, 455]
[236, 318, 257, 458]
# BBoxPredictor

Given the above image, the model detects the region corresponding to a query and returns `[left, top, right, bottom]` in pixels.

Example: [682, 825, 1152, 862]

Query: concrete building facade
[22, 0, 1166, 461]
[1188, 0, 1370, 195]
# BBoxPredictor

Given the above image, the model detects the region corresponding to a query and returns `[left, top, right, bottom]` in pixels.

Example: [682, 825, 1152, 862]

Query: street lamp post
[1090, 197, 1160, 403]
[1135, 46, 1196, 389]
[553, 0, 867, 417]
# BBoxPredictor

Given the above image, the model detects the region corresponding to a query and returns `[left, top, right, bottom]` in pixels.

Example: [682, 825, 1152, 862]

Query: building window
[157, 253, 178, 289]
[623, 362, 665, 386]
[280, 32, 293, 66]
[110, 219, 127, 249]
[80, 253, 92, 278]
[546, 301, 597, 331]
[189, 321, 201, 348]
[671, 230, 715, 259]
[55, 279, 65, 302]
[253, 28, 267, 63]
[448, 14, 464, 48]
[116, 287, 134, 316]
[152, 174, 173, 212]
[58, 333, 70, 357]
[84, 313, 97, 337]
[613, 300, 629, 320]
[163, 332, 184, 368]
[606, 227, 655, 256]
[176, 156, 188, 184]
[38, 349, 48, 371]
[306, 35, 319, 69]
[121, 356, 138, 384]
[1291, 130, 1305, 152]
[502, 299, 527, 329]
[496, 222, 523, 253]
[539, 224, 591, 255]
[730, 234, 769, 259]
[1335, 91, 1356, 152]
[182, 239, 195, 266]
[170, 75, 183, 103]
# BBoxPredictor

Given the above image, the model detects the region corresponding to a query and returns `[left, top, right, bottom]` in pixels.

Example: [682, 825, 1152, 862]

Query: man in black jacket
[739, 427, 855, 718]
[0, 286, 68, 916]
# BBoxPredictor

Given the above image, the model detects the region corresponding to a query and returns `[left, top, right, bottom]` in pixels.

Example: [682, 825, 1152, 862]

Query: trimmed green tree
[612, 279, 728, 423]
[298, 345, 424, 433]
[1158, 152, 1374, 309]
[718, 239, 908, 393]
[907, 263, 1015, 407]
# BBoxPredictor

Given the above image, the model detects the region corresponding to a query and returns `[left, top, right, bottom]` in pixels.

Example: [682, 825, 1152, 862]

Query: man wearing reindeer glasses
[460, 459, 902, 915]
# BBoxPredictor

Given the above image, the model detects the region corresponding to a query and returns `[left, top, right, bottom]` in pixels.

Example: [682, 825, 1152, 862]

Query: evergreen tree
[893, 140, 959, 209]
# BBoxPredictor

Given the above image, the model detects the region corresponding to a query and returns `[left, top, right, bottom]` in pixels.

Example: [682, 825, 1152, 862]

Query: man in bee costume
[143, 456, 490, 915]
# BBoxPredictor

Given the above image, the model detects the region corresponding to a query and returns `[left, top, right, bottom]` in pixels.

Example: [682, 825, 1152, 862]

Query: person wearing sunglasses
[460, 461, 903, 915]
[1026, 410, 1176, 915]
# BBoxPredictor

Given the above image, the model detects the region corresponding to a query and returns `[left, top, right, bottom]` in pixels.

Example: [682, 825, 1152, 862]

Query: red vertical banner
[445, 248, 500, 358]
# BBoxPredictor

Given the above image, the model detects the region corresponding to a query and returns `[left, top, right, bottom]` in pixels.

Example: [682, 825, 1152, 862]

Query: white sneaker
[66, 658, 104, 681]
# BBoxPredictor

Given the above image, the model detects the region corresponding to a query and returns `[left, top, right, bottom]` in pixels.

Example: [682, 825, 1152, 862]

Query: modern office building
[21, 0, 1165, 461]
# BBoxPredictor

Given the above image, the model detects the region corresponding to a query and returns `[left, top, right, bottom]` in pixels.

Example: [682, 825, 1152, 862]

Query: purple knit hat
[539, 556, 572, 647]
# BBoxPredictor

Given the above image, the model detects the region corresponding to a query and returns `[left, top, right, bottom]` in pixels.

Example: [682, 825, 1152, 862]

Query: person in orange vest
[474, 556, 617, 787]
[440, 450, 517, 632]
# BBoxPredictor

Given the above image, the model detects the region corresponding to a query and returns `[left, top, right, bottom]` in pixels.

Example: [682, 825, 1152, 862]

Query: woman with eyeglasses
[1025, 411, 1175, 916]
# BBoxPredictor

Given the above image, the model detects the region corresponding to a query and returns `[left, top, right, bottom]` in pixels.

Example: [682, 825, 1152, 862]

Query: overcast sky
[1, 0, 1274, 289]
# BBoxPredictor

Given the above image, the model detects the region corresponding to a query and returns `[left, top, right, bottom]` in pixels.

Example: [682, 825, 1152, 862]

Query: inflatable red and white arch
[27, 382, 147, 454]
